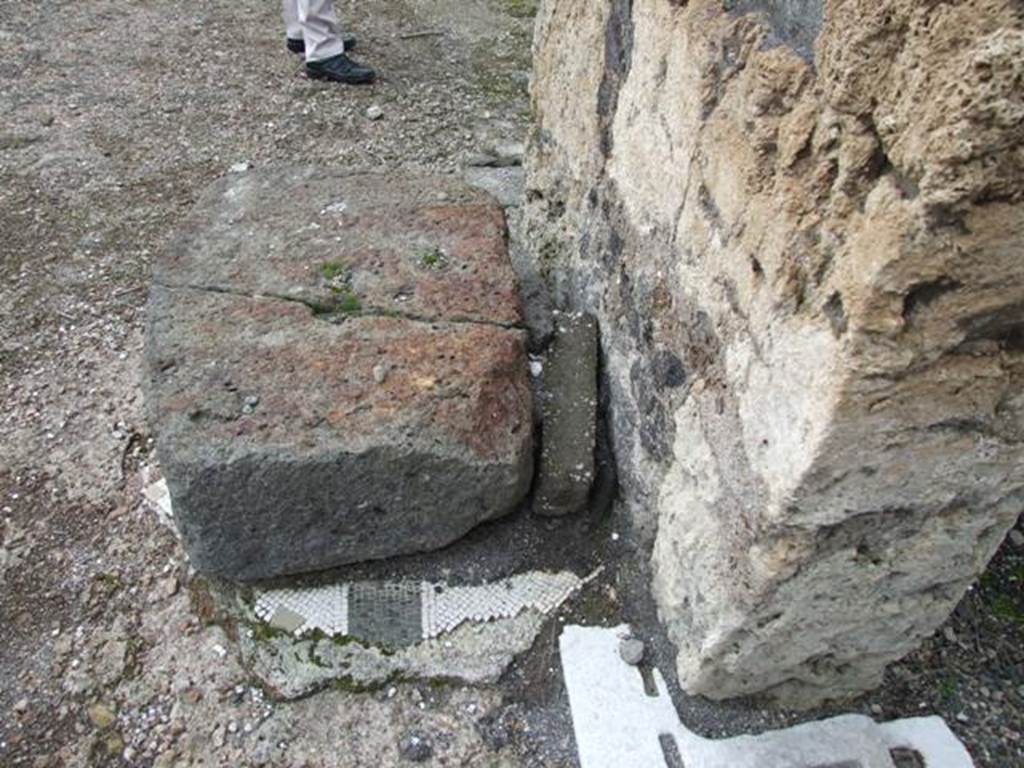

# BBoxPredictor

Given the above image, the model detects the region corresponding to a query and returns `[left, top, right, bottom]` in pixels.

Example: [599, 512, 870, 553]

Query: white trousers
[282, 0, 345, 62]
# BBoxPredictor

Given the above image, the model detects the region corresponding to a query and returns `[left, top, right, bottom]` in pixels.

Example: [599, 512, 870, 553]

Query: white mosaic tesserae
[253, 570, 591, 642]
[254, 584, 350, 636]
[422, 570, 583, 637]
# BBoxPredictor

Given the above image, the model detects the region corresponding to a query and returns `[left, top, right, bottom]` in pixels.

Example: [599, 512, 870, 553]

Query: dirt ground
[0, 1, 544, 765]
[1, 0, 1022, 766]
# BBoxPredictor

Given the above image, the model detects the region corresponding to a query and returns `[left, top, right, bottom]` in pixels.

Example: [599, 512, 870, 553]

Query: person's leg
[296, 0, 375, 83]
[282, 0, 306, 53]
[284, 0, 355, 55]
[297, 0, 345, 62]
[282, 0, 303, 41]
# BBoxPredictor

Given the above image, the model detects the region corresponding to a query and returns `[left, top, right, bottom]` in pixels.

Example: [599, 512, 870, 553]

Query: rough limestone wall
[525, 0, 1024, 705]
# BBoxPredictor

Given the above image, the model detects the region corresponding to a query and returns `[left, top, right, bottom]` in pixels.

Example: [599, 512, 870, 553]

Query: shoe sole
[306, 70, 375, 85]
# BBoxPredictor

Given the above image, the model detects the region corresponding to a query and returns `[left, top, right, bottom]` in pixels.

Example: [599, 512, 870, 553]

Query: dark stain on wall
[597, 0, 636, 156]
[724, 0, 824, 60]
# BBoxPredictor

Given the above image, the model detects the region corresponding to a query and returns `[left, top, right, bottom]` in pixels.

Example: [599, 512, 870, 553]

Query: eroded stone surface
[534, 312, 598, 517]
[526, 0, 1024, 705]
[154, 166, 522, 327]
[241, 610, 549, 700]
[145, 169, 533, 580]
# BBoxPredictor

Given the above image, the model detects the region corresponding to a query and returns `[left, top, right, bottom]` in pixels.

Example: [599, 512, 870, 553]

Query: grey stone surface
[725, 0, 824, 60]
[398, 732, 433, 762]
[534, 312, 598, 517]
[240, 609, 549, 700]
[268, 606, 305, 634]
[348, 581, 423, 648]
[145, 168, 534, 581]
[463, 165, 526, 208]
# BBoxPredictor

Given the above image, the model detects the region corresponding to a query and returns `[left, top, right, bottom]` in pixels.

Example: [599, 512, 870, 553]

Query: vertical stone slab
[535, 312, 598, 516]
[526, 0, 1024, 704]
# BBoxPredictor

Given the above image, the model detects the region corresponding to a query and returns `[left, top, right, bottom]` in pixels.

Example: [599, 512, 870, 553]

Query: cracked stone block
[151, 166, 522, 328]
[144, 167, 533, 581]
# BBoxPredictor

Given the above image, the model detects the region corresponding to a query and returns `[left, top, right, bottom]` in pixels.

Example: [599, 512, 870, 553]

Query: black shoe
[287, 35, 356, 55]
[306, 53, 375, 84]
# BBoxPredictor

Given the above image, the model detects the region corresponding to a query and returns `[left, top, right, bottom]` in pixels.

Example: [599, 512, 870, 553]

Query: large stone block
[526, 0, 1024, 705]
[145, 168, 533, 581]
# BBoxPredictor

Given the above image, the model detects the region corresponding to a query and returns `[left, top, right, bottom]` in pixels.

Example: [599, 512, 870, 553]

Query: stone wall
[525, 0, 1024, 705]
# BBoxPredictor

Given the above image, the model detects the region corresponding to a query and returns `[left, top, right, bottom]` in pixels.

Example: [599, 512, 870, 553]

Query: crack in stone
[153, 280, 525, 332]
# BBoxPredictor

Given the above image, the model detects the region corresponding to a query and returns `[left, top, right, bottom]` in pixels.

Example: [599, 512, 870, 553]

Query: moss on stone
[503, 0, 539, 18]
[320, 260, 348, 282]
[417, 247, 447, 270]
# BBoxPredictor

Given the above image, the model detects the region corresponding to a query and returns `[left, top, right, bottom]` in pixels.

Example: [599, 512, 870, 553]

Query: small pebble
[87, 703, 117, 730]
[495, 141, 525, 165]
[157, 576, 179, 599]
[619, 638, 645, 666]
[229, 161, 251, 173]
[1009, 529, 1024, 548]
[398, 731, 433, 762]
[366, 105, 384, 121]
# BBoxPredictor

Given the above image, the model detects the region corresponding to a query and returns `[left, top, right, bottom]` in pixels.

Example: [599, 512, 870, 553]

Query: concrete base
[560, 624, 974, 768]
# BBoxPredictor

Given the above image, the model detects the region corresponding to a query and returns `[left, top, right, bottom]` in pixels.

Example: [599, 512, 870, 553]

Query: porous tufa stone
[526, 0, 1024, 706]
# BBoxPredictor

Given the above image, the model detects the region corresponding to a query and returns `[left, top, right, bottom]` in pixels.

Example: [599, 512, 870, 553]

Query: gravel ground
[1, 0, 1022, 766]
